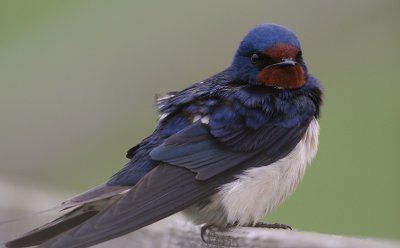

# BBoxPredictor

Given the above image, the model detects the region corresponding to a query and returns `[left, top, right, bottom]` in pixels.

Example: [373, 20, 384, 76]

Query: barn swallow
[6, 23, 322, 248]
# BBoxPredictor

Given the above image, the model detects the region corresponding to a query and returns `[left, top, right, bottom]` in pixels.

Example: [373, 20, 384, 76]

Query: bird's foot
[254, 222, 292, 230]
[200, 224, 214, 242]
[200, 223, 233, 242]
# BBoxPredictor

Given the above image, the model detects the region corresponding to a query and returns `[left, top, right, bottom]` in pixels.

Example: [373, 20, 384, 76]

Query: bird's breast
[183, 118, 320, 227]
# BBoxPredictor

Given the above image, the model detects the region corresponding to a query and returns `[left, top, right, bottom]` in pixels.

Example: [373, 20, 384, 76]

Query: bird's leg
[254, 222, 292, 230]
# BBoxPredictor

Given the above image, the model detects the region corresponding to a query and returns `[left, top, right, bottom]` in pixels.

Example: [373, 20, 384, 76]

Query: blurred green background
[0, 0, 399, 242]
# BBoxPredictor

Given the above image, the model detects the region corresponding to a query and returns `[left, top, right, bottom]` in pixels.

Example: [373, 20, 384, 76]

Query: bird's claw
[200, 224, 213, 242]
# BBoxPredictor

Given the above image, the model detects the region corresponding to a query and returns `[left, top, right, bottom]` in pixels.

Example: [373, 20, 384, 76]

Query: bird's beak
[268, 59, 297, 68]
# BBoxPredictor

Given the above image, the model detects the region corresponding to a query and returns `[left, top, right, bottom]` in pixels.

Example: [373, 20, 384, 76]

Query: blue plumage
[108, 66, 321, 185]
[232, 24, 303, 84]
[237, 24, 301, 53]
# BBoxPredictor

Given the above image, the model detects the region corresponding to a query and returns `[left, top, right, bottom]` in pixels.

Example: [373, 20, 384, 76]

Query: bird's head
[231, 24, 307, 89]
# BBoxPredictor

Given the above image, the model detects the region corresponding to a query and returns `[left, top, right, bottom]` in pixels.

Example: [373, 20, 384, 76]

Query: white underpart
[183, 118, 320, 226]
[219, 118, 320, 225]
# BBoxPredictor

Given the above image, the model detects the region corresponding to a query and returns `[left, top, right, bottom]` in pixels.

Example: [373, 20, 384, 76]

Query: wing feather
[39, 165, 233, 248]
[150, 119, 310, 181]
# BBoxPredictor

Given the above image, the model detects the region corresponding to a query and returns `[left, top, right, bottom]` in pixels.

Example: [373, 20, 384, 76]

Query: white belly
[183, 118, 320, 226]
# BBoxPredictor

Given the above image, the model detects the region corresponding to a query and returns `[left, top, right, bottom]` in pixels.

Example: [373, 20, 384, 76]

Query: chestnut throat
[256, 65, 305, 89]
[256, 43, 306, 89]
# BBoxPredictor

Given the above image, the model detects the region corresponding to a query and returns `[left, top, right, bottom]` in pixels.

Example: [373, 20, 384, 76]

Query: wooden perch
[1, 180, 399, 248]
[94, 214, 399, 248]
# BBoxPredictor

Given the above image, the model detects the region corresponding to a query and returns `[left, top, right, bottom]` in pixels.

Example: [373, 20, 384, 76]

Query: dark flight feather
[37, 114, 309, 247]
[5, 185, 129, 248]
[38, 164, 235, 248]
[6, 209, 99, 248]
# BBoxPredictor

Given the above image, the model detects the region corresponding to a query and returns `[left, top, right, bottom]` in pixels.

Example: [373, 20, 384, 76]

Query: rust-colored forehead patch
[264, 43, 299, 61]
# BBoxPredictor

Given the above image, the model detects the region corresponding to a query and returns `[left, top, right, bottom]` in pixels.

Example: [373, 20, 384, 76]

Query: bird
[6, 23, 322, 248]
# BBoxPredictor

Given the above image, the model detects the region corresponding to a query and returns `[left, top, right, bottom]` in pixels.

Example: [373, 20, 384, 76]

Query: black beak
[268, 59, 297, 68]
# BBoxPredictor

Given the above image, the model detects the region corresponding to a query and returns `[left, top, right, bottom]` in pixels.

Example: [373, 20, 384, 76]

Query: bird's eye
[250, 53, 260, 64]
[250, 53, 274, 68]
